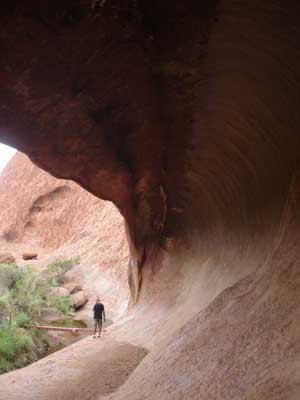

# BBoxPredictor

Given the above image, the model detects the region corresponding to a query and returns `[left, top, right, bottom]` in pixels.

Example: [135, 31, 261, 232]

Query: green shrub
[0, 323, 50, 373]
[10, 267, 49, 320]
[0, 264, 18, 294]
[0, 324, 33, 373]
[0, 294, 10, 314]
[48, 296, 74, 317]
[47, 257, 80, 286]
[14, 312, 31, 327]
[0, 257, 80, 373]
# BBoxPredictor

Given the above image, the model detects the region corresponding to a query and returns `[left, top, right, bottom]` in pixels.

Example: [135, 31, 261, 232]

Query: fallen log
[24, 324, 95, 333]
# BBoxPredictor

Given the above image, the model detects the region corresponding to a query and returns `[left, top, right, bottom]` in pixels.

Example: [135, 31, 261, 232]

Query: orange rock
[71, 290, 88, 309]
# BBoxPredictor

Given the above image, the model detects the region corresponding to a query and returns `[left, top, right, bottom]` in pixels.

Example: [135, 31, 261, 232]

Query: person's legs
[98, 319, 102, 337]
[93, 319, 97, 338]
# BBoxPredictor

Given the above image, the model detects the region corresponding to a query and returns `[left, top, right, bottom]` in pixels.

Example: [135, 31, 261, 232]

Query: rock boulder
[71, 290, 88, 309]
[63, 282, 82, 295]
[40, 308, 65, 323]
[23, 252, 38, 260]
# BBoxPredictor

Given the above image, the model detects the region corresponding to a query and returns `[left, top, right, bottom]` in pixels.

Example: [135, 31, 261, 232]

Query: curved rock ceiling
[1, 0, 300, 307]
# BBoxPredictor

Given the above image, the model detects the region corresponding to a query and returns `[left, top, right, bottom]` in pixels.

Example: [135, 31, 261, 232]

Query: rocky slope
[0, 339, 148, 400]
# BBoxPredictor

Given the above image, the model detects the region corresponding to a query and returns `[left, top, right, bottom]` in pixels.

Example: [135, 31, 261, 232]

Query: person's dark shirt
[93, 303, 104, 320]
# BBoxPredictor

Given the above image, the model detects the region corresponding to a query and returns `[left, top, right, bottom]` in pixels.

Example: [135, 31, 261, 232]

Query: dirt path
[0, 337, 148, 400]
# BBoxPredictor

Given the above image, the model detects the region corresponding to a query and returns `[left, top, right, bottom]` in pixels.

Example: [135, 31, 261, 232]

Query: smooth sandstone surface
[0, 339, 148, 400]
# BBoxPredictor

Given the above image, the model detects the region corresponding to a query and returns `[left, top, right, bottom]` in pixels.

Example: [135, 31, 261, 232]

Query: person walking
[93, 297, 105, 338]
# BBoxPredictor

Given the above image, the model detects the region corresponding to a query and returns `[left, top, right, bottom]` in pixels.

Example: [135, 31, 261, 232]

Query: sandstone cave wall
[0, 2, 300, 398]
[104, 0, 300, 345]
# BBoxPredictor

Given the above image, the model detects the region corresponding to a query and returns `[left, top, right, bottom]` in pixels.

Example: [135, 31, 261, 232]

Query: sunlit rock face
[0, 152, 130, 320]
[0, 1, 300, 399]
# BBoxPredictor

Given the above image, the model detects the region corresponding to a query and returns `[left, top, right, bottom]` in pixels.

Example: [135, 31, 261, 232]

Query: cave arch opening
[0, 147, 130, 330]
